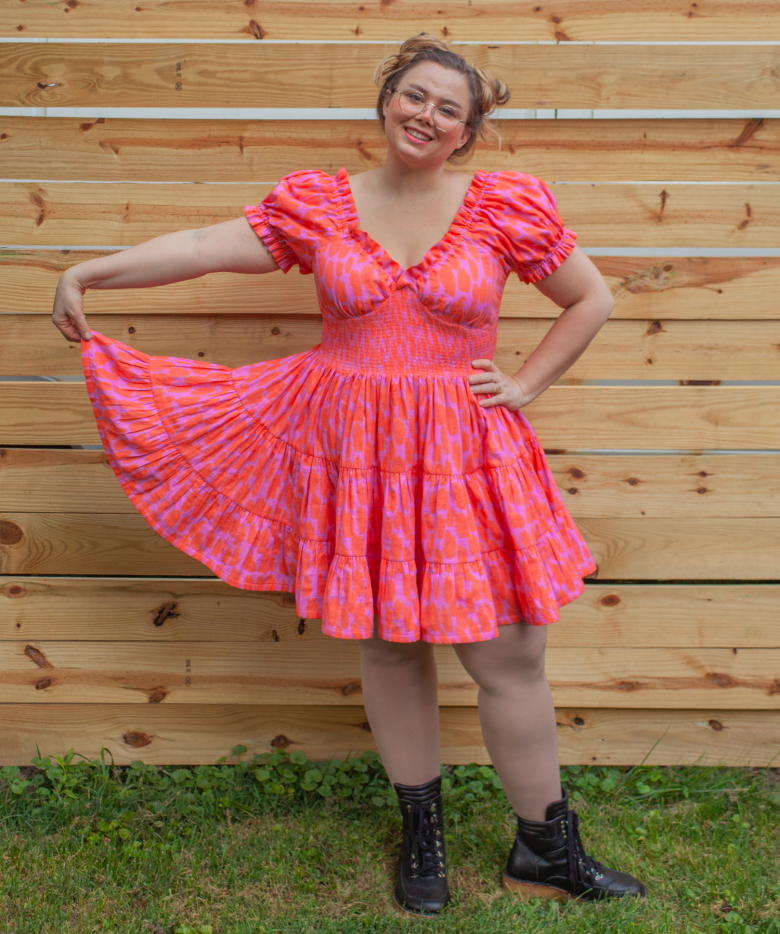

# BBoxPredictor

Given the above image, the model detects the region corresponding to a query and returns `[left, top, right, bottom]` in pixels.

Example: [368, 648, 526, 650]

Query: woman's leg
[453, 621, 562, 821]
[359, 618, 441, 786]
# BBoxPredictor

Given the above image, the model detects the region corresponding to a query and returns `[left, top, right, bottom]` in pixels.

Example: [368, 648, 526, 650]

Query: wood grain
[2, 383, 777, 448]
[3, 577, 778, 648]
[1, 116, 777, 183]
[0, 513, 777, 579]
[2, 43, 779, 110]
[3, 182, 777, 248]
[5, 250, 780, 321]
[5, 313, 779, 380]
[3, 638, 779, 708]
[3, 449, 778, 519]
[2, 703, 777, 766]
[4, 1, 780, 41]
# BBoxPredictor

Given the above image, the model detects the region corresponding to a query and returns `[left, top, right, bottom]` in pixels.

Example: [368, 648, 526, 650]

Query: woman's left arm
[469, 246, 614, 410]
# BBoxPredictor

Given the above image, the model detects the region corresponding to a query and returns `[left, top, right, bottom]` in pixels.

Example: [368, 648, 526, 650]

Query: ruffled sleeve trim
[244, 204, 301, 274]
[517, 226, 577, 284]
[475, 170, 578, 284]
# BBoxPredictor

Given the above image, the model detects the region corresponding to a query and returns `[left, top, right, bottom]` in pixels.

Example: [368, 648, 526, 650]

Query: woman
[52, 34, 646, 916]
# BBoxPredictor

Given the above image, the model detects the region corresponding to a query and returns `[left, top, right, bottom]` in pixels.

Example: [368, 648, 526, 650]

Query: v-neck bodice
[244, 167, 578, 366]
[334, 167, 486, 279]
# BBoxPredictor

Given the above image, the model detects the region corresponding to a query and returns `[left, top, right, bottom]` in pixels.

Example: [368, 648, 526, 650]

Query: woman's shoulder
[272, 169, 341, 204]
[482, 169, 558, 211]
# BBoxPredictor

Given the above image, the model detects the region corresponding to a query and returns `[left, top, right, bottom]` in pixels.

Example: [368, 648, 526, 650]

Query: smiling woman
[54, 31, 628, 920]
[373, 34, 511, 163]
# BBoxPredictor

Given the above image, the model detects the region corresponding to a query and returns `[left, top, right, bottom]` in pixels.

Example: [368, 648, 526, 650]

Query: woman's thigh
[452, 621, 548, 692]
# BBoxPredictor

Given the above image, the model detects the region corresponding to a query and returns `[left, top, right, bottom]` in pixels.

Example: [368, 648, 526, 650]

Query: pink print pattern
[82, 168, 597, 644]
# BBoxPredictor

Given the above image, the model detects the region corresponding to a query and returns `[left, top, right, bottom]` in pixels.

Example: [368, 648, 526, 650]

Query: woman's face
[381, 61, 473, 168]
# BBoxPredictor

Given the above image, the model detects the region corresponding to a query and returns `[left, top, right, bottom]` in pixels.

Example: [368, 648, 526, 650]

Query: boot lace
[406, 801, 446, 879]
[565, 810, 608, 894]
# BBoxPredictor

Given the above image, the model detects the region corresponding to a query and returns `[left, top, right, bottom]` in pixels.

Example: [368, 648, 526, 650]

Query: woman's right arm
[52, 216, 279, 343]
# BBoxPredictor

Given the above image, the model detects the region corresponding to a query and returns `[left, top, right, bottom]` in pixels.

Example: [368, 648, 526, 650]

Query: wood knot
[626, 477, 640, 486]
[270, 734, 290, 748]
[615, 680, 640, 691]
[298, 620, 306, 635]
[4, 583, 26, 597]
[708, 719, 723, 731]
[270, 629, 279, 642]
[567, 467, 584, 479]
[361, 721, 372, 732]
[245, 18, 267, 39]
[25, 644, 53, 669]
[271, 327, 280, 335]
[645, 320, 665, 336]
[341, 680, 362, 697]
[574, 716, 585, 726]
[153, 602, 179, 626]
[706, 672, 735, 688]
[600, 594, 620, 607]
[123, 730, 152, 748]
[146, 686, 167, 703]
[567, 487, 578, 495]
[0, 520, 23, 545]
[35, 677, 53, 690]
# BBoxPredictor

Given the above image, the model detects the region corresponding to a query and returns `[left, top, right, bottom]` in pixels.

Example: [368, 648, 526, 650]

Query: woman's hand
[469, 359, 534, 411]
[52, 269, 92, 343]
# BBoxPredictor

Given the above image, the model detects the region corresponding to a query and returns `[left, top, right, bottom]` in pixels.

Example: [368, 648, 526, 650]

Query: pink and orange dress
[81, 168, 597, 645]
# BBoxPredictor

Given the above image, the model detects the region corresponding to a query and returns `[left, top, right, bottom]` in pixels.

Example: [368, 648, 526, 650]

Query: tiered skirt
[82, 331, 597, 643]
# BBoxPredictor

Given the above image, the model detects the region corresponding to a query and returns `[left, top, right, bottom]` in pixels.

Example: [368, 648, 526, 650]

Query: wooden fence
[1, 1, 778, 767]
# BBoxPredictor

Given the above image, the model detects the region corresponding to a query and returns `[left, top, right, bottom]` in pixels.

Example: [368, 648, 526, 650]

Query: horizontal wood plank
[2, 383, 777, 449]
[5, 313, 780, 380]
[3, 182, 776, 248]
[1, 116, 777, 183]
[2, 43, 779, 110]
[5, 251, 780, 321]
[5, 0, 780, 41]
[2, 704, 777, 767]
[3, 578, 779, 648]
[4, 449, 778, 519]
[0, 513, 777, 579]
[3, 639, 779, 708]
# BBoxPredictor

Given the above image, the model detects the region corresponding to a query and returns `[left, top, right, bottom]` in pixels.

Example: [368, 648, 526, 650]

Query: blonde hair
[373, 33, 511, 163]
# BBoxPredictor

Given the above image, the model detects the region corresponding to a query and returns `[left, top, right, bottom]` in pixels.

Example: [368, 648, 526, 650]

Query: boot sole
[502, 872, 575, 902]
[391, 893, 445, 917]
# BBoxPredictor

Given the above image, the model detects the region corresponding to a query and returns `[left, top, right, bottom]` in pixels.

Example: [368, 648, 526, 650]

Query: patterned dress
[81, 167, 597, 645]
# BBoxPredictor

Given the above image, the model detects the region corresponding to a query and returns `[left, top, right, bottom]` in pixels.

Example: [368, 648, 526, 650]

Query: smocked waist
[317, 294, 496, 376]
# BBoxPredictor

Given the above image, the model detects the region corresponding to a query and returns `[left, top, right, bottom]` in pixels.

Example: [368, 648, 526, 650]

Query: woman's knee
[454, 621, 548, 689]
[359, 625, 433, 668]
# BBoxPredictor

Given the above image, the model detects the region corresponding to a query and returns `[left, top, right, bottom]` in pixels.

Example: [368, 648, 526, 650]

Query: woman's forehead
[399, 62, 471, 102]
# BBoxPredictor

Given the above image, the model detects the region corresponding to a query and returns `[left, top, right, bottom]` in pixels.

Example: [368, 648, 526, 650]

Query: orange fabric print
[82, 168, 597, 644]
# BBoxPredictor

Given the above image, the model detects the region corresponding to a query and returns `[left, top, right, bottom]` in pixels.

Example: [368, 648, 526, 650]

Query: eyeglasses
[391, 88, 471, 133]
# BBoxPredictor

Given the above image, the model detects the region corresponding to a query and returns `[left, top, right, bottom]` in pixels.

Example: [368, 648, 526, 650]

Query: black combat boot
[392, 775, 450, 916]
[503, 787, 647, 901]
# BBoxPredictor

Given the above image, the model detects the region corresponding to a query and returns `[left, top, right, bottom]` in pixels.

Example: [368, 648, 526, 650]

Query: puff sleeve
[244, 170, 336, 275]
[481, 171, 578, 284]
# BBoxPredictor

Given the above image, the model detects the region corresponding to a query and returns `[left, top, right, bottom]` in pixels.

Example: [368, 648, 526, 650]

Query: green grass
[1, 749, 779, 934]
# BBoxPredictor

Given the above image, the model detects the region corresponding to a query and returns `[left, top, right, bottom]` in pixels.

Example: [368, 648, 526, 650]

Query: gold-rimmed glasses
[391, 88, 471, 133]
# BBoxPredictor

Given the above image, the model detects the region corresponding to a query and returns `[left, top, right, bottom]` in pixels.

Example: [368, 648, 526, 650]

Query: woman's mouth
[404, 126, 434, 144]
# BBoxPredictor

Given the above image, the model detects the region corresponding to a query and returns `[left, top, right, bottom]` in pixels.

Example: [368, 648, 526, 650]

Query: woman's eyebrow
[406, 83, 463, 109]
